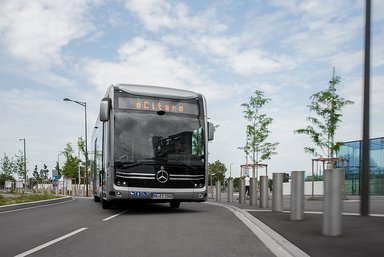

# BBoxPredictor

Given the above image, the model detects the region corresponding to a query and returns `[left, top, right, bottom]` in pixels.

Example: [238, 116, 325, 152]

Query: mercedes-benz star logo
[156, 166, 169, 183]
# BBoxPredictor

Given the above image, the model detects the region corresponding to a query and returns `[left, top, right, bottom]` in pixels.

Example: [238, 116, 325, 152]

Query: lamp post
[63, 98, 89, 197]
[56, 152, 63, 195]
[19, 138, 27, 190]
[57, 152, 63, 173]
[229, 163, 234, 179]
[361, 0, 371, 217]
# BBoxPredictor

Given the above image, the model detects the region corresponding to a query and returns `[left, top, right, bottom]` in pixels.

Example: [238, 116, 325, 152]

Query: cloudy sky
[0, 0, 383, 179]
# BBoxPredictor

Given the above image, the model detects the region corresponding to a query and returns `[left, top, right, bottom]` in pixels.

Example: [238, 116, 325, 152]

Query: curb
[206, 201, 310, 257]
[0, 196, 73, 212]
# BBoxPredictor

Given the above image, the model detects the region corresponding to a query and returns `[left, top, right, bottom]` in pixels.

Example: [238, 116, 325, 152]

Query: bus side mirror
[208, 122, 215, 141]
[100, 98, 111, 122]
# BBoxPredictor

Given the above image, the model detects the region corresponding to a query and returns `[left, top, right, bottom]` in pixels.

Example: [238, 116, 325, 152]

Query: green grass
[0, 193, 62, 206]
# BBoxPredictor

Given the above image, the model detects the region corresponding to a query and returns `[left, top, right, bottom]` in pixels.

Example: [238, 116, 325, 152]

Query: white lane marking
[244, 209, 272, 212]
[369, 213, 384, 217]
[206, 202, 310, 257]
[281, 210, 384, 217]
[14, 227, 88, 257]
[102, 210, 128, 221]
[0, 198, 75, 215]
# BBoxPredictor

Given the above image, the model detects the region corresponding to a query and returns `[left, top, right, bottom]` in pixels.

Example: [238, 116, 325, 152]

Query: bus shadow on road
[110, 201, 206, 215]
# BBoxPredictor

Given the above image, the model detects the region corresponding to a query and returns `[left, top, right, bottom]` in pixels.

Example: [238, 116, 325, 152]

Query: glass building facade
[337, 137, 384, 195]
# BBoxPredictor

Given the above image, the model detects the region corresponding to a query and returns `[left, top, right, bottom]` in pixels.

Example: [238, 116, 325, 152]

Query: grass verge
[0, 193, 62, 206]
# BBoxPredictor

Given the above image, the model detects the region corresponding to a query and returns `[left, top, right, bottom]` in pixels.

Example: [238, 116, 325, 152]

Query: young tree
[0, 153, 15, 185]
[32, 165, 41, 181]
[62, 143, 80, 179]
[240, 90, 278, 179]
[77, 137, 88, 183]
[208, 160, 226, 185]
[40, 164, 49, 180]
[1, 153, 15, 178]
[294, 75, 354, 166]
[55, 161, 62, 178]
[14, 150, 26, 181]
[78, 137, 87, 164]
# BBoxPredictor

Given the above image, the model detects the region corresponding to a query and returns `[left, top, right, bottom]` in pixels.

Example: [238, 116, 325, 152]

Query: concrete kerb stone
[206, 201, 310, 257]
[0, 196, 73, 213]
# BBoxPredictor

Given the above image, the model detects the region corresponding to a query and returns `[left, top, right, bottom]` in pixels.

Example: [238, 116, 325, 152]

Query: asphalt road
[0, 198, 275, 257]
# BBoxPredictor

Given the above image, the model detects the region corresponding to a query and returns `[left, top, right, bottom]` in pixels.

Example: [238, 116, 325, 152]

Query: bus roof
[115, 84, 201, 99]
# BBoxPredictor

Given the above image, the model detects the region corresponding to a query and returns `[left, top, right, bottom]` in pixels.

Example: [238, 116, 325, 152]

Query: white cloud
[124, 0, 226, 33]
[268, 1, 363, 64]
[189, 34, 296, 76]
[0, 0, 94, 68]
[230, 49, 282, 75]
[83, 37, 231, 101]
[125, 1, 299, 77]
[0, 88, 84, 173]
[329, 50, 363, 74]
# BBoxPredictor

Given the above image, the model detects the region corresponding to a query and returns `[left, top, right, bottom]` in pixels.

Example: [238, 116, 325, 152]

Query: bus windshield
[114, 110, 205, 165]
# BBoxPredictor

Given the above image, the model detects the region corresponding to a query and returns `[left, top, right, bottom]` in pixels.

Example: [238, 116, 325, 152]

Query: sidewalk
[208, 193, 384, 257]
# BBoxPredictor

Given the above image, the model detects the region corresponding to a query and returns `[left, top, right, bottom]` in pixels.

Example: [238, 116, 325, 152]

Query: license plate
[151, 193, 174, 199]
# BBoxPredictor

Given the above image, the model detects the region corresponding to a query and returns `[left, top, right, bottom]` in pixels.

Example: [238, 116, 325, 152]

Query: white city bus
[91, 84, 214, 209]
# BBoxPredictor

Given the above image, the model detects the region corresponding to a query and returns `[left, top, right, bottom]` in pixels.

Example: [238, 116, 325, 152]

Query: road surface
[0, 198, 275, 257]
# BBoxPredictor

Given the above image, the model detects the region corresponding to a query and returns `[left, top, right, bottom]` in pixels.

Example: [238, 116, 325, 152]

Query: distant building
[337, 137, 384, 195]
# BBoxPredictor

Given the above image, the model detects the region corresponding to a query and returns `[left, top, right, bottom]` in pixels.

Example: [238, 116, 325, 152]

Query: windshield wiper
[154, 157, 197, 170]
[115, 159, 156, 168]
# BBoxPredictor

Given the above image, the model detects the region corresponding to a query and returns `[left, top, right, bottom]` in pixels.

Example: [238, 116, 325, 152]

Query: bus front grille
[115, 171, 204, 188]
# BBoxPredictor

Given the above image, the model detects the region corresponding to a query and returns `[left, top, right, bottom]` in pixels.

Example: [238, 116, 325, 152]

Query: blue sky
[0, 0, 383, 179]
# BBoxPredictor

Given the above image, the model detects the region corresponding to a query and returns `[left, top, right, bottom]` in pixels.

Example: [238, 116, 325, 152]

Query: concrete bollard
[260, 176, 268, 208]
[239, 178, 245, 204]
[215, 181, 221, 202]
[323, 168, 343, 236]
[291, 171, 304, 221]
[272, 173, 284, 212]
[227, 179, 234, 203]
[250, 177, 257, 206]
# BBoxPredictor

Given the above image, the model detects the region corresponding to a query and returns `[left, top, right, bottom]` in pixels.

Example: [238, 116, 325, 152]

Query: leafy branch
[240, 90, 278, 177]
[294, 75, 354, 160]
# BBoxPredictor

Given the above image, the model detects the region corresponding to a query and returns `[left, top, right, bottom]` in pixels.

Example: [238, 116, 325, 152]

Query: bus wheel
[170, 201, 180, 208]
[101, 198, 111, 209]
[94, 195, 100, 202]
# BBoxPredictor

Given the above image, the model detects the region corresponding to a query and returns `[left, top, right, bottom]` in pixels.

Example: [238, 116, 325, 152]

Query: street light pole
[57, 152, 63, 195]
[63, 98, 89, 197]
[19, 138, 27, 190]
[229, 163, 234, 179]
[361, 0, 371, 216]
[57, 152, 61, 170]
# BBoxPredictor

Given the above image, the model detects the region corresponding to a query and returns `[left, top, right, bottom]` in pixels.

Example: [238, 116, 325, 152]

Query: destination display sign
[118, 97, 199, 115]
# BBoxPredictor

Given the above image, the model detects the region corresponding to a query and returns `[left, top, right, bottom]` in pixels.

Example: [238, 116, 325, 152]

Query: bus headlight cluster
[194, 183, 204, 188]
[115, 180, 127, 187]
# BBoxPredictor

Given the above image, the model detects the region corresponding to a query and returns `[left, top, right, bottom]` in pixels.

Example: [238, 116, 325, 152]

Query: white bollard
[272, 173, 284, 212]
[291, 171, 304, 221]
[250, 178, 257, 206]
[323, 168, 343, 236]
[260, 176, 268, 208]
[239, 179, 245, 204]
[227, 179, 234, 203]
[215, 181, 221, 202]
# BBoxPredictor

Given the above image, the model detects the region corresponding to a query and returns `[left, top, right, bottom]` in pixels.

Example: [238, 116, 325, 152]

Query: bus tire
[170, 201, 180, 208]
[94, 195, 100, 202]
[101, 198, 111, 209]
